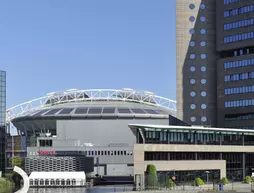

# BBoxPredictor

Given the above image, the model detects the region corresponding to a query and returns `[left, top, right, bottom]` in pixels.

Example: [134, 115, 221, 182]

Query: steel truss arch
[6, 88, 177, 123]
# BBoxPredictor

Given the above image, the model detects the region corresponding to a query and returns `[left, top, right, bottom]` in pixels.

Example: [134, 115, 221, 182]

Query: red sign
[39, 151, 55, 156]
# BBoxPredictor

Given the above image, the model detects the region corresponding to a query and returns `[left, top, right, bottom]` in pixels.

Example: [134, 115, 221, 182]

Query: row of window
[86, 150, 133, 156]
[225, 112, 254, 121]
[224, 18, 254, 31]
[224, 58, 254, 69]
[30, 179, 78, 186]
[224, 72, 254, 82]
[224, 31, 254, 43]
[224, 0, 240, 4]
[239, 126, 254, 130]
[140, 130, 254, 145]
[224, 5, 254, 17]
[225, 85, 254, 95]
[225, 99, 254, 108]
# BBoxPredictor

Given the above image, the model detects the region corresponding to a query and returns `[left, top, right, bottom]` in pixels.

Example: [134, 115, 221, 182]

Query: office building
[130, 124, 254, 184]
[0, 70, 6, 173]
[176, 0, 254, 129]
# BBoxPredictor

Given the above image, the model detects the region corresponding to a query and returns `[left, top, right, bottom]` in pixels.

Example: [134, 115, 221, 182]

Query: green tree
[9, 156, 24, 168]
[244, 176, 253, 184]
[220, 177, 230, 185]
[192, 177, 205, 186]
[146, 164, 158, 189]
[167, 179, 176, 189]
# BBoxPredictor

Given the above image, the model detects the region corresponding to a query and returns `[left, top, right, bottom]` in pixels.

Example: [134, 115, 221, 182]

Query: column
[243, 153, 246, 180]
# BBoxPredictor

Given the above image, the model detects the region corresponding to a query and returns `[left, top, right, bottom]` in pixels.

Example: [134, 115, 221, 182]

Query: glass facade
[0, 71, 6, 173]
[138, 129, 254, 145]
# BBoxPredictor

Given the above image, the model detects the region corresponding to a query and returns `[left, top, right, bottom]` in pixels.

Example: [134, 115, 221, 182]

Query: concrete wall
[132, 143, 254, 179]
[56, 119, 168, 146]
[176, 0, 217, 126]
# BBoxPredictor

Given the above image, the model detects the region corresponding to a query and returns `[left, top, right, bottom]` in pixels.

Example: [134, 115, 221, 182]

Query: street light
[205, 171, 210, 186]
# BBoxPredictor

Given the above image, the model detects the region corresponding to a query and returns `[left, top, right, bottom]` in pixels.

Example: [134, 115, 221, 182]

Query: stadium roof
[6, 88, 176, 123]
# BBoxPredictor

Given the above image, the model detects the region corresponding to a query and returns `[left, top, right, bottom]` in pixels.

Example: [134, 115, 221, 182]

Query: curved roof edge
[6, 88, 177, 123]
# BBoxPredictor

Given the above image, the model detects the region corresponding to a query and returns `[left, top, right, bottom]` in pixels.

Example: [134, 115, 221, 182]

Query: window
[224, 5, 254, 17]
[225, 99, 254, 108]
[224, 0, 240, 5]
[200, 3, 206, 9]
[200, 16, 206, 22]
[189, 4, 195, 10]
[201, 104, 207, 109]
[190, 91, 196, 97]
[224, 72, 254, 82]
[224, 18, 254, 31]
[224, 32, 254, 43]
[190, 117, 196, 122]
[190, 79, 196, 84]
[189, 28, 195, 34]
[189, 16, 195, 22]
[225, 85, 254, 95]
[190, 41, 195, 47]
[190, 104, 196, 109]
[190, 66, 196, 72]
[190, 54, 195, 59]
[201, 79, 207, 84]
[224, 58, 254, 69]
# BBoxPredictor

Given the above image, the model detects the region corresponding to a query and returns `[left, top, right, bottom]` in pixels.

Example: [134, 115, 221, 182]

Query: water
[26, 185, 133, 193]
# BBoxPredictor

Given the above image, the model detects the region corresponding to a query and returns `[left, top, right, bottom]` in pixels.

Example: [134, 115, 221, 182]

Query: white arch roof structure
[6, 88, 177, 123]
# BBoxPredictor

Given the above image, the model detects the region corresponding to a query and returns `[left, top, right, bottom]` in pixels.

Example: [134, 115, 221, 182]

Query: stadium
[6, 88, 177, 177]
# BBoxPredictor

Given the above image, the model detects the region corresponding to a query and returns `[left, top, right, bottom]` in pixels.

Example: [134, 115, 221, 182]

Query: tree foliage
[192, 177, 205, 186]
[244, 176, 253, 184]
[9, 156, 24, 168]
[146, 164, 158, 188]
[0, 177, 14, 193]
[220, 177, 230, 185]
[167, 179, 176, 189]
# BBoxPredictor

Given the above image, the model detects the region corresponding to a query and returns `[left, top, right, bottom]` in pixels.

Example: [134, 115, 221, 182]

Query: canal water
[26, 185, 133, 193]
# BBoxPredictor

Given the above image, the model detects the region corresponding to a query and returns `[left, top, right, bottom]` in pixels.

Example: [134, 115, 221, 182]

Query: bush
[0, 177, 14, 193]
[192, 177, 205, 186]
[146, 164, 158, 188]
[167, 179, 176, 188]
[220, 177, 230, 185]
[244, 176, 253, 184]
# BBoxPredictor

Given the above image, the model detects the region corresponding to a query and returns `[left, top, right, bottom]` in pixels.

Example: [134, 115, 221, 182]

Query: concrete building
[6, 88, 176, 176]
[176, 0, 254, 129]
[129, 124, 254, 185]
[0, 70, 6, 174]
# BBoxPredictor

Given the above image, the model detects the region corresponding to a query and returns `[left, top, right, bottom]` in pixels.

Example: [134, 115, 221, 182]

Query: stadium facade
[0, 70, 6, 174]
[6, 88, 177, 176]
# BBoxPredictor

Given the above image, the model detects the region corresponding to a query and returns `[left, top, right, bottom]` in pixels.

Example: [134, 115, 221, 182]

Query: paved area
[114, 182, 254, 192]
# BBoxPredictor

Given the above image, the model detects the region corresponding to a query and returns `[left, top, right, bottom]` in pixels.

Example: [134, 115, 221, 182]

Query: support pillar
[243, 153, 246, 180]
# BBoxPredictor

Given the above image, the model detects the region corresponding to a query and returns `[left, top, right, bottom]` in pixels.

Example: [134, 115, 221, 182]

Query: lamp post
[205, 171, 210, 186]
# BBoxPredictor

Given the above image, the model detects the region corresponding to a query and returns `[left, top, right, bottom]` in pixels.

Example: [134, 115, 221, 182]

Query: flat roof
[29, 172, 86, 180]
[128, 124, 254, 134]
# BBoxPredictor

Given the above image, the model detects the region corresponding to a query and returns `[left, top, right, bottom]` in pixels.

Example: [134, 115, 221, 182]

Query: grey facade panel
[56, 119, 168, 146]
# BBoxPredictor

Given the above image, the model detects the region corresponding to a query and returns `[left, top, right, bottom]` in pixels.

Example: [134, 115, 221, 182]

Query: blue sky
[0, 0, 176, 108]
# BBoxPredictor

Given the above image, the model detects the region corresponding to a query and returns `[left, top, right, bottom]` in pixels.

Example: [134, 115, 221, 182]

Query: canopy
[29, 172, 86, 180]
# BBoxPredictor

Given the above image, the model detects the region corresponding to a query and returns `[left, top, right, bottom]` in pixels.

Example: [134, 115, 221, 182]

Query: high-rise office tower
[0, 70, 6, 173]
[176, 0, 254, 128]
